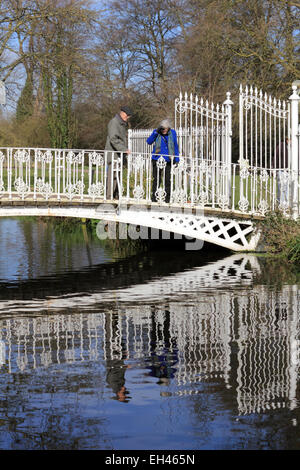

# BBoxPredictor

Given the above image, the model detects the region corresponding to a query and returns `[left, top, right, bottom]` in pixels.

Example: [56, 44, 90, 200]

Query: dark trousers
[107, 161, 118, 200]
[152, 160, 171, 203]
[106, 152, 121, 200]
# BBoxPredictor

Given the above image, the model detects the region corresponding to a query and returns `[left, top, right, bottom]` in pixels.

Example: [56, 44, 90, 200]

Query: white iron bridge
[0, 146, 297, 252]
[0, 84, 299, 252]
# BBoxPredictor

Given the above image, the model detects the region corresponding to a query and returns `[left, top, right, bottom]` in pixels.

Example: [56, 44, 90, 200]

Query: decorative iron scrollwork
[14, 177, 29, 198]
[88, 182, 105, 199]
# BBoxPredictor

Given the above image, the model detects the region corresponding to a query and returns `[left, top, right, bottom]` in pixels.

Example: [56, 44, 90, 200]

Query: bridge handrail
[0, 146, 298, 218]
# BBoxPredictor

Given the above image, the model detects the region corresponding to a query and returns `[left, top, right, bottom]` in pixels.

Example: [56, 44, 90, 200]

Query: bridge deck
[0, 193, 264, 221]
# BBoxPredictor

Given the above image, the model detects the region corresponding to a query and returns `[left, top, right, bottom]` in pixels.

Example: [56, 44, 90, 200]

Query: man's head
[120, 106, 133, 122]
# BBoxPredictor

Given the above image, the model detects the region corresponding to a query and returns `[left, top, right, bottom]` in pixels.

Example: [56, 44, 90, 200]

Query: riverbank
[258, 212, 300, 265]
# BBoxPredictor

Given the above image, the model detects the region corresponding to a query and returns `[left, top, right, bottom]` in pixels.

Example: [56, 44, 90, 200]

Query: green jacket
[105, 114, 128, 153]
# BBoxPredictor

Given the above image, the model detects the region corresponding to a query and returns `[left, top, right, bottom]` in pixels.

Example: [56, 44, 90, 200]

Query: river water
[0, 217, 299, 450]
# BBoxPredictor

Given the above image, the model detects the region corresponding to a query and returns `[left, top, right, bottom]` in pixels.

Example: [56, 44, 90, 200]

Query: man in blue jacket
[147, 120, 179, 203]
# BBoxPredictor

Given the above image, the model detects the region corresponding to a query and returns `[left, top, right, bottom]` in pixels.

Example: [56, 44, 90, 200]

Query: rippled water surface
[0, 217, 299, 450]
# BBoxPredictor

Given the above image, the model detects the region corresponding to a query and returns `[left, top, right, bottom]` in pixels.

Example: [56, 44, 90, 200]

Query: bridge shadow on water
[0, 235, 230, 301]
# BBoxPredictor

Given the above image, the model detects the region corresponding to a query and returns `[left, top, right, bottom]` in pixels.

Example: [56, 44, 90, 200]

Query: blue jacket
[147, 129, 179, 163]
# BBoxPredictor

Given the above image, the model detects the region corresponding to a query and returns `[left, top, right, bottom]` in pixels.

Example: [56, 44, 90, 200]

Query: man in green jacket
[105, 106, 132, 200]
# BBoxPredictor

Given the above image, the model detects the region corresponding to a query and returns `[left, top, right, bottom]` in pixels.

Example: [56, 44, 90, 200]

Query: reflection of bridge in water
[0, 254, 299, 416]
[0, 252, 257, 306]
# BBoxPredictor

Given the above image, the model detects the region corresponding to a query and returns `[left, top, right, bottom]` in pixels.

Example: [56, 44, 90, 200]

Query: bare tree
[108, 0, 179, 106]
[226, 0, 299, 94]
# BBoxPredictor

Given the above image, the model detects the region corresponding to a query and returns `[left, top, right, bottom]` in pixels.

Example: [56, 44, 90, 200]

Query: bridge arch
[0, 201, 261, 252]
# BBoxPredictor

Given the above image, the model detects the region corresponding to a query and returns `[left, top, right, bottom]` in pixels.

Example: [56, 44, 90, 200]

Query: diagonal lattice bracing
[111, 206, 260, 252]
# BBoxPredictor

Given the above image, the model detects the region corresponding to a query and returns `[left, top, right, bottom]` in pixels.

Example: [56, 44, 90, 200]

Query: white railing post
[33, 149, 37, 201]
[224, 92, 233, 204]
[8, 147, 12, 200]
[239, 85, 244, 163]
[128, 129, 132, 152]
[289, 84, 299, 218]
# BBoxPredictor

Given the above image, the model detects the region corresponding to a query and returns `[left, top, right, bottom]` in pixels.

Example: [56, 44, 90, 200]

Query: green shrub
[259, 211, 300, 265]
[287, 235, 300, 264]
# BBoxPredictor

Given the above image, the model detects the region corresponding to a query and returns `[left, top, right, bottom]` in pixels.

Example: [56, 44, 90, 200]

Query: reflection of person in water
[106, 357, 129, 402]
[104, 313, 130, 403]
[148, 352, 177, 386]
[148, 308, 178, 386]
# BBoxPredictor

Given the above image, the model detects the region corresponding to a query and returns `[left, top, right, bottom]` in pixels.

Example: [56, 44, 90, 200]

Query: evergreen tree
[16, 73, 34, 123]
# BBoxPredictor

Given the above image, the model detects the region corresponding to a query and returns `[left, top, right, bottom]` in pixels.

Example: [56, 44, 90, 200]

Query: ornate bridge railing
[0, 146, 299, 218]
[128, 84, 300, 217]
